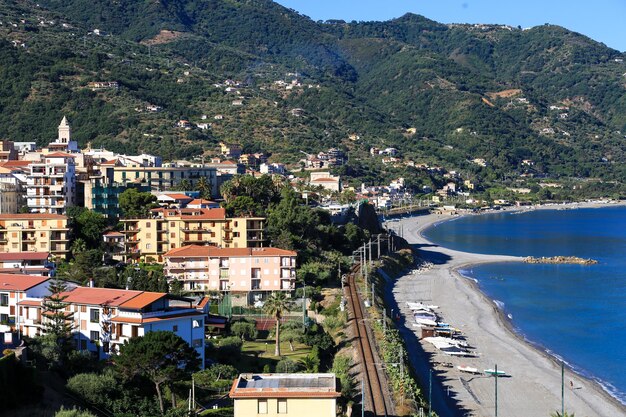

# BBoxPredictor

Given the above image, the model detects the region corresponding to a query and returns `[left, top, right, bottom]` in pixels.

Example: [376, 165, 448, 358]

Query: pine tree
[42, 278, 74, 349]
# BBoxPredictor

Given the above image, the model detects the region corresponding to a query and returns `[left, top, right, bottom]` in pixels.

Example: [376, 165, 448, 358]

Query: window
[0, 313, 8, 323]
[80, 305, 87, 313]
[90, 308, 100, 323]
[172, 325, 178, 332]
[257, 399, 268, 414]
[278, 399, 287, 414]
[0, 293, 8, 307]
[146, 222, 151, 227]
[90, 331, 99, 343]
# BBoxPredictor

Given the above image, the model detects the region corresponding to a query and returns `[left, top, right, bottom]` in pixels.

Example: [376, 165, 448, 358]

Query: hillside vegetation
[1, 0, 625, 187]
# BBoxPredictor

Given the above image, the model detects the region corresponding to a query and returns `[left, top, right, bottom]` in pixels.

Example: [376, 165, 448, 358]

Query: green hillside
[1, 0, 626, 188]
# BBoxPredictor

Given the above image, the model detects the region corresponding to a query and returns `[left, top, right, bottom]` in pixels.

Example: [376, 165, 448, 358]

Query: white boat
[406, 301, 439, 311]
[484, 369, 507, 376]
[414, 317, 438, 327]
[457, 365, 480, 374]
[426, 336, 468, 348]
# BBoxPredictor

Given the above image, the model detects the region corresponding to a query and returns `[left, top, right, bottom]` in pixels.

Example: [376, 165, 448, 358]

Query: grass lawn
[238, 338, 312, 372]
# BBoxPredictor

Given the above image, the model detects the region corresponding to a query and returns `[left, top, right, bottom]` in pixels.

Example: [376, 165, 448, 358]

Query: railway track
[346, 265, 389, 417]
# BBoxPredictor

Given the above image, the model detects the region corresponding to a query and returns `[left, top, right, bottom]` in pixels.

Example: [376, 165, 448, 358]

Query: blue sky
[275, 0, 626, 52]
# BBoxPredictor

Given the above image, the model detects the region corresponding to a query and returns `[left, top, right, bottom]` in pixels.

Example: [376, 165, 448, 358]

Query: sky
[275, 0, 626, 52]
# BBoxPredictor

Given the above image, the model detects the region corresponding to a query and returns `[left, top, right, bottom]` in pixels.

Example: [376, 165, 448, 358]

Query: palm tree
[196, 176, 212, 200]
[550, 412, 575, 417]
[263, 292, 293, 356]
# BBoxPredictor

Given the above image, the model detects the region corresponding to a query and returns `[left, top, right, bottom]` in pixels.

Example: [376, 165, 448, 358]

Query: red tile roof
[162, 193, 194, 200]
[0, 252, 50, 261]
[46, 152, 77, 158]
[0, 274, 49, 291]
[20, 299, 43, 307]
[61, 287, 145, 307]
[188, 199, 217, 205]
[103, 231, 124, 237]
[164, 244, 296, 258]
[1, 161, 31, 168]
[119, 292, 166, 309]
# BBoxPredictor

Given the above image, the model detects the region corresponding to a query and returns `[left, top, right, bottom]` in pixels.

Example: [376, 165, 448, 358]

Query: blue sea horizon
[423, 206, 626, 405]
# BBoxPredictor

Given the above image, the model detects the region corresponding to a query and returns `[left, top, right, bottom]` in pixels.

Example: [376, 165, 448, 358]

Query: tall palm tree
[263, 292, 293, 357]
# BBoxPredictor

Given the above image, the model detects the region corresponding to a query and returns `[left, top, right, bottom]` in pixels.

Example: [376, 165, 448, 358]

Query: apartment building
[58, 287, 206, 363]
[83, 178, 151, 220]
[229, 373, 340, 417]
[0, 214, 70, 259]
[0, 278, 206, 363]
[0, 252, 55, 276]
[26, 152, 76, 214]
[122, 208, 267, 263]
[0, 274, 50, 342]
[163, 245, 297, 300]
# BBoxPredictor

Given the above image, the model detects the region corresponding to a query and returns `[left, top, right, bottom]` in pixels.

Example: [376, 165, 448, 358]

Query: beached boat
[457, 365, 480, 374]
[426, 336, 468, 348]
[406, 301, 439, 311]
[414, 317, 438, 327]
[484, 369, 507, 376]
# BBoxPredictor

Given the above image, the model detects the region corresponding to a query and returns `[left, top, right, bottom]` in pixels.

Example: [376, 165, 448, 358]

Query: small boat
[415, 317, 438, 327]
[457, 365, 480, 374]
[484, 369, 507, 376]
[407, 301, 439, 311]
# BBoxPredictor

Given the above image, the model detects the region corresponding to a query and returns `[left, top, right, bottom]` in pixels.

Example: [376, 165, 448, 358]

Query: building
[83, 179, 151, 220]
[309, 172, 341, 193]
[26, 152, 76, 214]
[0, 274, 51, 342]
[0, 280, 206, 364]
[220, 142, 243, 159]
[0, 141, 17, 162]
[122, 208, 267, 263]
[103, 232, 125, 261]
[58, 287, 206, 363]
[0, 252, 55, 276]
[163, 245, 296, 300]
[98, 164, 221, 194]
[0, 213, 70, 259]
[45, 117, 79, 153]
[229, 373, 340, 417]
[0, 167, 20, 213]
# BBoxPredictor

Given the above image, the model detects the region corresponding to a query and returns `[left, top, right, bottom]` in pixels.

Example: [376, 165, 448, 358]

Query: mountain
[2, 0, 626, 191]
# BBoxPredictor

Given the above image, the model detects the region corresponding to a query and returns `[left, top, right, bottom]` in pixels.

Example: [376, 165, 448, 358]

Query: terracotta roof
[0, 166, 14, 174]
[19, 299, 43, 307]
[1, 160, 31, 168]
[0, 213, 67, 220]
[101, 159, 118, 165]
[196, 296, 210, 309]
[188, 199, 217, 205]
[165, 244, 297, 258]
[46, 152, 77, 158]
[311, 178, 338, 183]
[0, 252, 50, 261]
[0, 274, 49, 291]
[103, 231, 124, 237]
[119, 292, 166, 310]
[229, 374, 340, 399]
[61, 287, 145, 307]
[154, 208, 227, 220]
[161, 193, 194, 201]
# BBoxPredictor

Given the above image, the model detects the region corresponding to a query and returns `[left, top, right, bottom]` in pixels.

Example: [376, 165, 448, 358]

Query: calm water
[423, 207, 626, 404]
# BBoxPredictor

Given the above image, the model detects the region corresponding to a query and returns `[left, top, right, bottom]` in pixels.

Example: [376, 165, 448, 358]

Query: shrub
[66, 371, 118, 407]
[231, 321, 258, 341]
[217, 336, 243, 356]
[55, 407, 97, 417]
[275, 359, 301, 373]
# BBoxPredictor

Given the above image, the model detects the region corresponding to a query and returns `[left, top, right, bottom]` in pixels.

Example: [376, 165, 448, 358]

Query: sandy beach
[385, 208, 626, 417]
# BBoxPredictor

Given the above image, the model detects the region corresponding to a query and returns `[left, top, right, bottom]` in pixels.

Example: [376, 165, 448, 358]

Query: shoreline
[386, 205, 626, 417]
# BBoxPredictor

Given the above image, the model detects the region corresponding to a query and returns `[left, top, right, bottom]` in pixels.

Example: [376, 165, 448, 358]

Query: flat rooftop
[230, 373, 340, 399]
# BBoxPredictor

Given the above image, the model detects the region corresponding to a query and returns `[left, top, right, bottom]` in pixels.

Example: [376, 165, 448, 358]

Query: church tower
[58, 116, 71, 144]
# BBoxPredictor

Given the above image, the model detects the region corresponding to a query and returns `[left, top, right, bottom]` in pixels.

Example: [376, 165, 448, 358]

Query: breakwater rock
[523, 256, 598, 265]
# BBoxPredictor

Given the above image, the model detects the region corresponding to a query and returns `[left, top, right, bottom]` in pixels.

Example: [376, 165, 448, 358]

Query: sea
[422, 206, 626, 405]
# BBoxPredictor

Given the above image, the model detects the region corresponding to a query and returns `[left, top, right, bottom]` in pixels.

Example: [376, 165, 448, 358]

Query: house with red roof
[0, 273, 51, 342]
[0, 252, 55, 276]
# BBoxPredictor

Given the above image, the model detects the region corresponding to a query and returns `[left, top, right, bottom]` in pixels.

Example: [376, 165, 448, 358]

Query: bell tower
[58, 116, 71, 144]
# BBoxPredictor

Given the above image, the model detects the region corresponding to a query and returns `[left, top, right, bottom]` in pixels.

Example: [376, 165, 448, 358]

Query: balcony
[219, 270, 229, 279]
[123, 228, 141, 234]
[251, 279, 261, 290]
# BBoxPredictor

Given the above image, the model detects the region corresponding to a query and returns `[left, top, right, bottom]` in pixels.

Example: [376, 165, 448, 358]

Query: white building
[26, 152, 76, 214]
[0, 252, 55, 276]
[0, 274, 51, 342]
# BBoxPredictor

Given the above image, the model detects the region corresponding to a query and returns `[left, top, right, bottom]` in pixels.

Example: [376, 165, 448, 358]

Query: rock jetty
[523, 256, 598, 265]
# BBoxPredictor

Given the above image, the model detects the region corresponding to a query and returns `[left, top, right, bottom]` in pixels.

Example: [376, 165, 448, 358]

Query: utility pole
[561, 361, 565, 417]
[302, 284, 306, 329]
[361, 378, 365, 417]
[371, 282, 375, 307]
[428, 369, 432, 417]
[495, 364, 499, 417]
[377, 234, 381, 258]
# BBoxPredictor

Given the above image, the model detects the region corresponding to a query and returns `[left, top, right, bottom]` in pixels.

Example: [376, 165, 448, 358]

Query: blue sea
[422, 206, 626, 405]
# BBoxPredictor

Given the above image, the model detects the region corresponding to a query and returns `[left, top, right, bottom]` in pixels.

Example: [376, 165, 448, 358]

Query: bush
[55, 407, 97, 417]
[231, 322, 258, 341]
[66, 371, 118, 406]
[275, 359, 301, 373]
[217, 336, 243, 356]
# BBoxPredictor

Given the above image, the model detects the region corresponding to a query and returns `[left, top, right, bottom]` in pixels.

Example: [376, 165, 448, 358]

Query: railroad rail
[346, 264, 389, 417]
